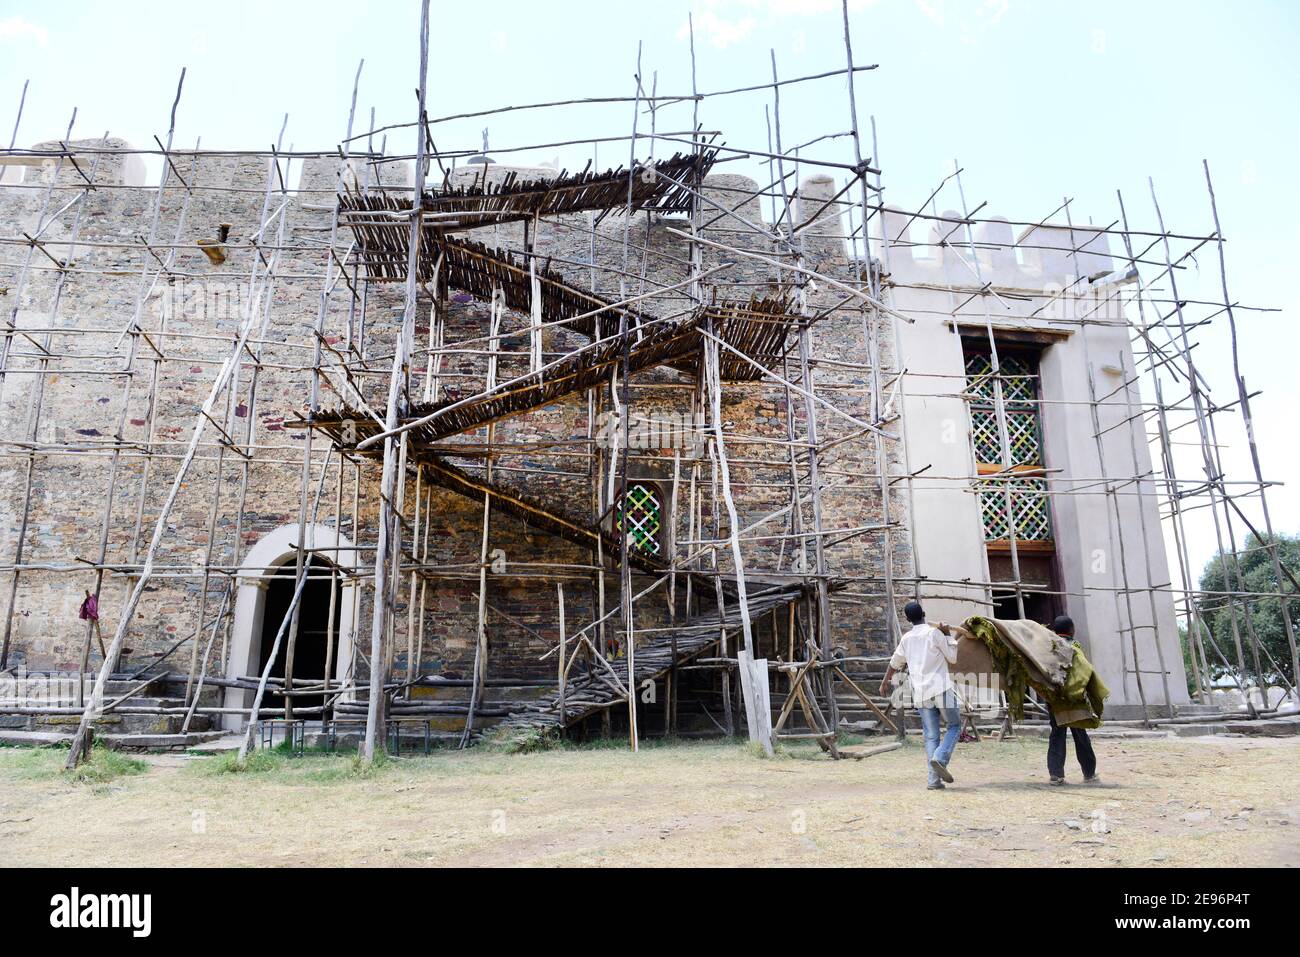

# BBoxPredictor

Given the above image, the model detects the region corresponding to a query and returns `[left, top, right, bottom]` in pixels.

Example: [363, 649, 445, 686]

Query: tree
[1195, 532, 1300, 687]
[1176, 624, 1198, 697]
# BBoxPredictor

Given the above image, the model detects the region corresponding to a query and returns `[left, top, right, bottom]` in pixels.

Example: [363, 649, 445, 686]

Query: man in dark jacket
[1047, 615, 1099, 785]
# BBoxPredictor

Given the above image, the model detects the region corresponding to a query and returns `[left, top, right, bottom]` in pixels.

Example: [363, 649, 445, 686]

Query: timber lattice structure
[1, 0, 1296, 769]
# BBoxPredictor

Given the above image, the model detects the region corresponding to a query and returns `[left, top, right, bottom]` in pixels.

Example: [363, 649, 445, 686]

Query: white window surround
[221, 523, 359, 731]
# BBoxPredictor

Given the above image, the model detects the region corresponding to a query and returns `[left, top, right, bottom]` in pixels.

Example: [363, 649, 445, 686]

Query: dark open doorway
[257, 556, 342, 717]
[991, 589, 1056, 625]
[988, 553, 1060, 626]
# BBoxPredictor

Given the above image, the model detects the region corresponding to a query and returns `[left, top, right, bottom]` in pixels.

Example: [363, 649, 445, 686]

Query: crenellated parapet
[0, 136, 146, 190]
[877, 206, 1118, 290]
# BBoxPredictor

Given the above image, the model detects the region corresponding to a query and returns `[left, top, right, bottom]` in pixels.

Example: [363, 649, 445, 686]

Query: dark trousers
[1048, 711, 1097, 779]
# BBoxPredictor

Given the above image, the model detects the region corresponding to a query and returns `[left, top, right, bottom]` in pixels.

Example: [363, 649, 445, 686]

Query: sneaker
[926, 781, 946, 790]
[1048, 776, 1066, 786]
[1083, 774, 1101, 785]
[930, 758, 954, 783]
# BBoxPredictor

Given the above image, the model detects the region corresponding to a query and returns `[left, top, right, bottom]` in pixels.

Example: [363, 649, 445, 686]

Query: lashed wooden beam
[340, 150, 717, 278]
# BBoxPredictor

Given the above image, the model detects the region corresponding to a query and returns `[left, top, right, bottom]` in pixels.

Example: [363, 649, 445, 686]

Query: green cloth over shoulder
[961, 617, 1109, 729]
[1062, 640, 1109, 730]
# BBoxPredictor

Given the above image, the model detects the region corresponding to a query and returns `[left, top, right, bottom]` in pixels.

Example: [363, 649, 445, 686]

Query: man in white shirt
[879, 600, 961, 790]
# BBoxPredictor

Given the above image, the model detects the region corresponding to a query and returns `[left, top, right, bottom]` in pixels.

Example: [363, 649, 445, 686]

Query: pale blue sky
[2, 0, 1298, 571]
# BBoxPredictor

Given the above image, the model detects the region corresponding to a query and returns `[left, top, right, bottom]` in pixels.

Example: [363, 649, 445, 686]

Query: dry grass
[0, 734, 1296, 867]
[0, 743, 148, 787]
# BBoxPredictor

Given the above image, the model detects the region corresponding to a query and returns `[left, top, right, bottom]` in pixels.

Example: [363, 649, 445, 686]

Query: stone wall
[0, 140, 909, 699]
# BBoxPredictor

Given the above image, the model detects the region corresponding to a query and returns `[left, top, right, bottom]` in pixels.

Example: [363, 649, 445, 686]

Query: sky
[2, 0, 1298, 576]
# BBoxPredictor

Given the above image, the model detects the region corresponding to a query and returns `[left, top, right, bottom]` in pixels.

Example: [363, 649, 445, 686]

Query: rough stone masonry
[0, 136, 912, 735]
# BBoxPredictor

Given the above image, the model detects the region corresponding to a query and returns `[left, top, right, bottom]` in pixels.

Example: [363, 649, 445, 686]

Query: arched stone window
[615, 482, 665, 557]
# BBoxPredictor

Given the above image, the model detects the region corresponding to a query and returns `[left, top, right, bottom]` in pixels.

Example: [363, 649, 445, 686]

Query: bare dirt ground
[1, 734, 1297, 867]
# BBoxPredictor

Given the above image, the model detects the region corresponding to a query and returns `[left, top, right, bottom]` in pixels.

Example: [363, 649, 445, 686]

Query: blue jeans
[919, 690, 961, 786]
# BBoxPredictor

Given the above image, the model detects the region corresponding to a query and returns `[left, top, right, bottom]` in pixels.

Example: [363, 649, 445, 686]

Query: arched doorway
[223, 524, 359, 730]
[257, 556, 342, 715]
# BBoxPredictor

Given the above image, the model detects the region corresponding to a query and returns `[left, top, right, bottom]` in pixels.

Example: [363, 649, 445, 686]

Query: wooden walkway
[308, 311, 706, 447]
[301, 152, 814, 743]
[498, 582, 808, 732]
[342, 150, 717, 278]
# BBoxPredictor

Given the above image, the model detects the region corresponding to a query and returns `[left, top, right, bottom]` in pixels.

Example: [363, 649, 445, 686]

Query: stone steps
[1010, 725, 1168, 740]
[186, 733, 243, 753]
[1, 692, 215, 737]
[0, 728, 227, 751]
[303, 728, 466, 753]
[0, 729, 72, 747]
[1220, 716, 1300, 737]
[100, 730, 228, 751]
[1010, 715, 1300, 739]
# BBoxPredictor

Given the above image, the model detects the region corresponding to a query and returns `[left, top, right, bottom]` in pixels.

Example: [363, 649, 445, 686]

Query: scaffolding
[0, 0, 1295, 770]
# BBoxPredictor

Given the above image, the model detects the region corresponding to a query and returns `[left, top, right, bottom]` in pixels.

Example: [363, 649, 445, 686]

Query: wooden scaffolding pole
[1, 108, 83, 672]
[842, 0, 903, 671]
[770, 50, 836, 728]
[66, 140, 291, 768]
[1202, 161, 1300, 692]
[363, 0, 430, 762]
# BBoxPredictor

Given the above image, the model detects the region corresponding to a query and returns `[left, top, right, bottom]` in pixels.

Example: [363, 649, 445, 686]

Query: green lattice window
[970, 408, 1042, 467]
[976, 478, 1052, 540]
[964, 348, 1052, 544]
[615, 483, 664, 557]
[965, 352, 1037, 406]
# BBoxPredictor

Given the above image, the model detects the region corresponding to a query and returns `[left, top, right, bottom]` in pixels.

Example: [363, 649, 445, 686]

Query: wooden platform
[342, 150, 717, 278]
[498, 582, 809, 733]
